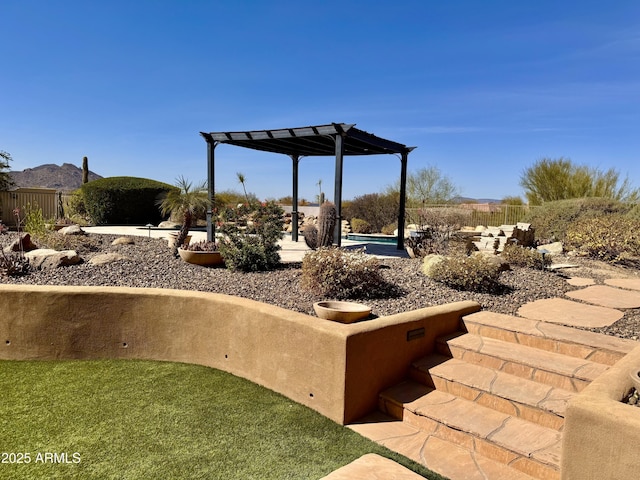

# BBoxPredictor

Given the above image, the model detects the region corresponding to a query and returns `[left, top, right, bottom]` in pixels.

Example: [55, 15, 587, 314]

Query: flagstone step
[348, 412, 538, 480]
[436, 332, 609, 392]
[461, 310, 638, 365]
[379, 381, 561, 480]
[410, 354, 574, 430]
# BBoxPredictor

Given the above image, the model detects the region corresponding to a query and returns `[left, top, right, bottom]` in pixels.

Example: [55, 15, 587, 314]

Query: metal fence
[406, 204, 535, 228]
[0, 188, 74, 225]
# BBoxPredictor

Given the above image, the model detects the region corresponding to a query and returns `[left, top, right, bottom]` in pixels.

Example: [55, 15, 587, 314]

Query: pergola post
[398, 150, 409, 250]
[333, 133, 344, 246]
[291, 154, 300, 242]
[206, 139, 217, 242]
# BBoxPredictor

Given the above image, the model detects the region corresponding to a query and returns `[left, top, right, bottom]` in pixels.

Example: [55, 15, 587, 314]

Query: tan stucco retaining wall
[561, 344, 640, 479]
[0, 284, 479, 424]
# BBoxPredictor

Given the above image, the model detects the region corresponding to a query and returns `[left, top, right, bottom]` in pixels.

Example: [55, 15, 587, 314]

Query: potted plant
[177, 240, 223, 266]
[158, 176, 210, 256]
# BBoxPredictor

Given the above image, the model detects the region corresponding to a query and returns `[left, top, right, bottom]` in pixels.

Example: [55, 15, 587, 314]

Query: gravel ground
[2, 232, 639, 340]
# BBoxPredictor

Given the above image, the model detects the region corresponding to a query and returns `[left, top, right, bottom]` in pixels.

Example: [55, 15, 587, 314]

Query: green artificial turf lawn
[0, 360, 445, 480]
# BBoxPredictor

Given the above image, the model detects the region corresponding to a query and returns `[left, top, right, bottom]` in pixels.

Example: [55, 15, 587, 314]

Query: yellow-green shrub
[565, 214, 640, 262]
[350, 218, 372, 234]
[501, 243, 551, 270]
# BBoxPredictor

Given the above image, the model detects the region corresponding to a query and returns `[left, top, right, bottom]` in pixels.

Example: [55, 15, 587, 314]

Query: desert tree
[387, 166, 459, 207]
[1, 150, 14, 191]
[520, 157, 640, 205]
[158, 176, 210, 255]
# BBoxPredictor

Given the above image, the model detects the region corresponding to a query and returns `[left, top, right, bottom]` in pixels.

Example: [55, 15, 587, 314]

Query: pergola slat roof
[200, 123, 415, 249]
[201, 123, 411, 157]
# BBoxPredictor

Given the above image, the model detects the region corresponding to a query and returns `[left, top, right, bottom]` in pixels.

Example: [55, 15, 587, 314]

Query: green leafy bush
[424, 254, 502, 292]
[350, 218, 372, 234]
[565, 214, 640, 262]
[22, 202, 47, 237]
[218, 201, 284, 272]
[524, 197, 632, 243]
[301, 247, 384, 299]
[80, 177, 176, 225]
[500, 243, 551, 269]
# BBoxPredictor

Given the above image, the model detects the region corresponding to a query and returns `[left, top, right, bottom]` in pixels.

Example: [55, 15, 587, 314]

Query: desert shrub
[219, 235, 280, 272]
[22, 202, 47, 237]
[301, 247, 384, 299]
[0, 250, 30, 276]
[381, 222, 397, 236]
[342, 192, 399, 233]
[405, 207, 471, 256]
[350, 218, 372, 234]
[421, 254, 445, 276]
[424, 254, 502, 292]
[66, 190, 90, 223]
[565, 214, 640, 262]
[81, 176, 176, 225]
[523, 197, 632, 243]
[219, 201, 284, 272]
[36, 232, 103, 254]
[501, 243, 551, 270]
[626, 203, 640, 221]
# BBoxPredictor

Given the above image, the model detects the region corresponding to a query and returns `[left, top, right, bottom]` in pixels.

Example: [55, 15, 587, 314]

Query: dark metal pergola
[200, 123, 415, 249]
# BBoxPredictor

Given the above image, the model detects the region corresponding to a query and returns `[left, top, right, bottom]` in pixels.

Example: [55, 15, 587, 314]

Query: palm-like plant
[158, 177, 210, 256]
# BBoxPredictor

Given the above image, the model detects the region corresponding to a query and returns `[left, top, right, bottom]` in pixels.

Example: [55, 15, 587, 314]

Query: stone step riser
[379, 396, 560, 480]
[437, 341, 591, 392]
[409, 366, 565, 431]
[422, 371, 565, 430]
[462, 320, 626, 366]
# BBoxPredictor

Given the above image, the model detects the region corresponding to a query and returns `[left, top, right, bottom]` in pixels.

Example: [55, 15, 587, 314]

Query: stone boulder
[3, 233, 38, 253]
[537, 242, 563, 255]
[111, 237, 135, 246]
[158, 221, 180, 228]
[25, 249, 82, 270]
[89, 253, 129, 265]
[59, 225, 85, 236]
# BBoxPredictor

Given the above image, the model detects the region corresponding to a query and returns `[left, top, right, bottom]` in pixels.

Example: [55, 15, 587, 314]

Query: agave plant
[158, 176, 210, 256]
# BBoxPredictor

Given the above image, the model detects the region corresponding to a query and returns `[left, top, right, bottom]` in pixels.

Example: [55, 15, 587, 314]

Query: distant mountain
[9, 163, 103, 191]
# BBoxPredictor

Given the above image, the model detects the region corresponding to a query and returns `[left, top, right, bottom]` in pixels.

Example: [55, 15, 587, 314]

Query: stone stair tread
[413, 354, 574, 417]
[463, 310, 638, 357]
[349, 412, 538, 480]
[380, 380, 561, 468]
[438, 332, 609, 382]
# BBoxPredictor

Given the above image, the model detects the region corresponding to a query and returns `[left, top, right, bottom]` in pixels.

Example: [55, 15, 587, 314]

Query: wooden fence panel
[0, 188, 61, 225]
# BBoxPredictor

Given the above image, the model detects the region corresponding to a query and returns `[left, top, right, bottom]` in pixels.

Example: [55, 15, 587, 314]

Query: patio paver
[566, 284, 640, 309]
[604, 278, 640, 292]
[566, 277, 595, 286]
[517, 297, 623, 328]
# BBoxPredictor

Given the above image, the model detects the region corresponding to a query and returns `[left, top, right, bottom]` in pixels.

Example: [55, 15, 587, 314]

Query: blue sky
[2, 1, 639, 202]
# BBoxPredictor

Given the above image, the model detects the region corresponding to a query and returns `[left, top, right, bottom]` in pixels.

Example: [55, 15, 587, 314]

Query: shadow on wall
[0, 284, 479, 424]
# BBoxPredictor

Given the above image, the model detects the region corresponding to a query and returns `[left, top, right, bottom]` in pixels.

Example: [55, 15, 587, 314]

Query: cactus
[318, 201, 337, 247]
[304, 201, 336, 249]
[82, 156, 89, 184]
[303, 224, 318, 249]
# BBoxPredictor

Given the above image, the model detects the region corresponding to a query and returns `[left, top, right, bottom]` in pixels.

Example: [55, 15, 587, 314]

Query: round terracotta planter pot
[313, 301, 371, 324]
[177, 248, 224, 267]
